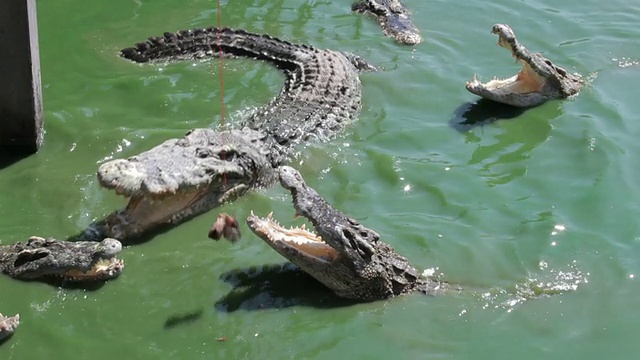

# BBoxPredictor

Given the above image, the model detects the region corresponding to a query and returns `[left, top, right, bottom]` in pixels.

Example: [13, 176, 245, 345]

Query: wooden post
[0, 0, 43, 153]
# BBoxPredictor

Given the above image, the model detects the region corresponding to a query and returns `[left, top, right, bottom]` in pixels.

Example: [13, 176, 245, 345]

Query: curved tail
[120, 27, 314, 67]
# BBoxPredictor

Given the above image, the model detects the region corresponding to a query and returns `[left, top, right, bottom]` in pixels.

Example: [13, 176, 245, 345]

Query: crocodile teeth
[466, 74, 479, 86]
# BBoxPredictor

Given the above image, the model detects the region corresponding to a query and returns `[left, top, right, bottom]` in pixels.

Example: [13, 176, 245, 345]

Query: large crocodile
[76, 27, 374, 242]
[0, 237, 124, 281]
[352, 0, 422, 45]
[0, 313, 19, 342]
[466, 24, 583, 107]
[247, 166, 447, 301]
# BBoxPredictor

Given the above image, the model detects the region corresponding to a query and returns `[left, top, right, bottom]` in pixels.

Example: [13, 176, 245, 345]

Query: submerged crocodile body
[0, 237, 124, 281]
[466, 24, 583, 107]
[247, 166, 447, 301]
[77, 27, 374, 242]
[352, 0, 422, 45]
[0, 313, 19, 342]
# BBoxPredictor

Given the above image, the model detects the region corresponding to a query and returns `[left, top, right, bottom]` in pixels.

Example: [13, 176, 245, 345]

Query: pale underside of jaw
[467, 61, 544, 95]
[250, 211, 338, 263]
[116, 187, 210, 228]
[62, 257, 125, 281]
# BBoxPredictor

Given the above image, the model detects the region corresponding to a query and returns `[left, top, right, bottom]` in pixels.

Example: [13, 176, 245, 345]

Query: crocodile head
[0, 237, 124, 281]
[0, 313, 20, 341]
[93, 128, 276, 241]
[352, 0, 422, 45]
[247, 166, 445, 301]
[466, 24, 583, 107]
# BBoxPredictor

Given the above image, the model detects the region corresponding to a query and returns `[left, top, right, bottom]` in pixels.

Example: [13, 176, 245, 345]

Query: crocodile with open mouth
[0, 237, 124, 282]
[0, 313, 19, 342]
[466, 24, 583, 107]
[247, 166, 447, 301]
[352, 0, 422, 45]
[76, 27, 374, 242]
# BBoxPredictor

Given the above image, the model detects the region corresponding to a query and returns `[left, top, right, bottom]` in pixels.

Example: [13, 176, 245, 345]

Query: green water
[2, 0, 640, 358]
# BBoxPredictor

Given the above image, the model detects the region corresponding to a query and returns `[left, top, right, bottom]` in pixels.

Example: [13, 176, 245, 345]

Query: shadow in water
[448, 99, 559, 187]
[8, 276, 114, 291]
[215, 263, 357, 312]
[67, 220, 181, 246]
[449, 99, 528, 132]
[164, 309, 204, 329]
[39, 276, 115, 290]
[0, 152, 28, 170]
[0, 334, 14, 346]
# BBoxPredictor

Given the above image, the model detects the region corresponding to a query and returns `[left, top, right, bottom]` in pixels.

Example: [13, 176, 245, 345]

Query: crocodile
[0, 313, 19, 342]
[246, 166, 447, 301]
[77, 27, 374, 242]
[352, 0, 422, 45]
[0, 237, 124, 281]
[465, 24, 583, 107]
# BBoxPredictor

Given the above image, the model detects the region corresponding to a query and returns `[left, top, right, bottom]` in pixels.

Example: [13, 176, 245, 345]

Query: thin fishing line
[215, 0, 227, 185]
[215, 0, 226, 127]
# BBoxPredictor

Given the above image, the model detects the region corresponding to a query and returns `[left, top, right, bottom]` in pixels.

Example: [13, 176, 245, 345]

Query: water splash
[612, 57, 640, 68]
[479, 260, 588, 312]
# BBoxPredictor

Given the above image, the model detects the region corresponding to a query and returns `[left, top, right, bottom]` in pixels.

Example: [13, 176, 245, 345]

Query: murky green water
[2, 0, 640, 358]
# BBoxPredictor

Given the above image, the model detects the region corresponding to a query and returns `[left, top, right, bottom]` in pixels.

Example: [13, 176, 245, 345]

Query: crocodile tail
[120, 27, 315, 64]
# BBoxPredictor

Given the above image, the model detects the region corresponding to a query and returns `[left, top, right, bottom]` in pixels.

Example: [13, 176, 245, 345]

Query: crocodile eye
[195, 148, 213, 158]
[219, 149, 237, 161]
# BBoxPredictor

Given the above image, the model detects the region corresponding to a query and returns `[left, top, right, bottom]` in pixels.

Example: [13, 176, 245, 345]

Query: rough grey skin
[0, 237, 124, 281]
[0, 313, 19, 341]
[466, 24, 583, 107]
[246, 166, 447, 301]
[352, 0, 422, 45]
[84, 27, 374, 242]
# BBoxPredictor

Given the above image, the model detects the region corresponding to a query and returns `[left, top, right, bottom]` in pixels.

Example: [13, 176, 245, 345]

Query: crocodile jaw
[246, 211, 338, 266]
[465, 63, 547, 107]
[62, 257, 125, 281]
[465, 23, 582, 108]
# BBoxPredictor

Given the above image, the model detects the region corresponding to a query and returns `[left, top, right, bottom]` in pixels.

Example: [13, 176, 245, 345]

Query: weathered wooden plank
[0, 0, 44, 153]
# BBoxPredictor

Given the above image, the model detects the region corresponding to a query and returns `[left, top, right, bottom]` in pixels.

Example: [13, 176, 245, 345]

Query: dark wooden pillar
[0, 0, 43, 153]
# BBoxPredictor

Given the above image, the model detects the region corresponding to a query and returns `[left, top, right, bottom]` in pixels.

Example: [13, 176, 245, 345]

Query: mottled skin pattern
[352, 0, 422, 45]
[247, 166, 447, 301]
[80, 27, 374, 242]
[0, 237, 124, 281]
[0, 313, 19, 341]
[466, 24, 584, 107]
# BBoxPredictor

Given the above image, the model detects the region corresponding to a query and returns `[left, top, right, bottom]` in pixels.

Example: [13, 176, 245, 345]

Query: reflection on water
[449, 100, 562, 187]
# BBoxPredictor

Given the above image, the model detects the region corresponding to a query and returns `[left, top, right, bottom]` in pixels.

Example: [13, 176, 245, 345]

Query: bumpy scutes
[83, 27, 374, 242]
[466, 24, 583, 107]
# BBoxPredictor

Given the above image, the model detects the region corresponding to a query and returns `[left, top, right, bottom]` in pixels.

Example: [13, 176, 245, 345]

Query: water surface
[2, 0, 639, 359]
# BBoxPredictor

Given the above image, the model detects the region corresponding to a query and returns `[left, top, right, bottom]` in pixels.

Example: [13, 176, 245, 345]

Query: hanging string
[215, 0, 226, 127]
[215, 0, 227, 186]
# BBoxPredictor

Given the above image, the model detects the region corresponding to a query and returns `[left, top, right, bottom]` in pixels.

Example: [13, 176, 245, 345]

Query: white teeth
[267, 211, 273, 219]
[300, 224, 306, 230]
